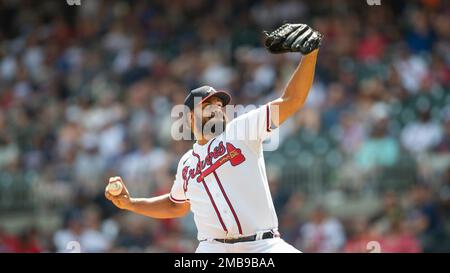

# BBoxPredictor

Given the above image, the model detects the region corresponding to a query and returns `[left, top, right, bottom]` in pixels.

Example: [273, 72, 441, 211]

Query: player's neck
[196, 136, 211, 146]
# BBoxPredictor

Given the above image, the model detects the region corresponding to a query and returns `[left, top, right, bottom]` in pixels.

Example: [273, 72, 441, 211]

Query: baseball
[107, 181, 123, 196]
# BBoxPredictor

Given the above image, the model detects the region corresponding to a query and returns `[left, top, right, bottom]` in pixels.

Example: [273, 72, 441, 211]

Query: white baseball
[107, 181, 123, 196]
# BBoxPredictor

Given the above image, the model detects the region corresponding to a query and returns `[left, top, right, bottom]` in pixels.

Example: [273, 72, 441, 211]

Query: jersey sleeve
[226, 103, 276, 153]
[169, 154, 190, 204]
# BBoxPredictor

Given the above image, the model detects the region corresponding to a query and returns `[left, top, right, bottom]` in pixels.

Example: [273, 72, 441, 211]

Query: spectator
[80, 206, 111, 253]
[74, 135, 104, 193]
[406, 10, 435, 53]
[394, 47, 429, 94]
[406, 184, 445, 252]
[299, 206, 346, 253]
[434, 118, 450, 154]
[120, 135, 169, 196]
[53, 211, 85, 253]
[343, 217, 380, 253]
[370, 191, 404, 233]
[438, 167, 450, 250]
[401, 109, 442, 154]
[114, 214, 154, 252]
[336, 111, 365, 156]
[378, 217, 422, 253]
[279, 192, 305, 244]
[321, 83, 348, 130]
[355, 118, 399, 170]
[0, 227, 11, 252]
[3, 228, 43, 253]
[0, 134, 19, 169]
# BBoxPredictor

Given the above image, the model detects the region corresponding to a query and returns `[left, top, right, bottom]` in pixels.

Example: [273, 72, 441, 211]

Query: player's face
[191, 96, 228, 138]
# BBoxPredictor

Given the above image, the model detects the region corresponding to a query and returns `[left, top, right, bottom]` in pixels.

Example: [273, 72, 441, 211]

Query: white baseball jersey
[170, 104, 279, 241]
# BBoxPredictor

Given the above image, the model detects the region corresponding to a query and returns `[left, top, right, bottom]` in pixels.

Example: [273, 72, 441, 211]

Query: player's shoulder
[228, 104, 267, 123]
[177, 149, 193, 167]
[225, 104, 267, 133]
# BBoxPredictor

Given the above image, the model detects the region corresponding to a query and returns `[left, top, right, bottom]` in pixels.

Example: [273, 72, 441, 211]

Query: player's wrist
[123, 197, 136, 211]
[303, 48, 319, 58]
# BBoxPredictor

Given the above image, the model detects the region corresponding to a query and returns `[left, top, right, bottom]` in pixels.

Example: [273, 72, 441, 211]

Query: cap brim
[198, 90, 232, 107]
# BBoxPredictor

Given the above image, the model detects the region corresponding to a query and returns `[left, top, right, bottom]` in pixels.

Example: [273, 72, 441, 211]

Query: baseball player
[105, 23, 323, 253]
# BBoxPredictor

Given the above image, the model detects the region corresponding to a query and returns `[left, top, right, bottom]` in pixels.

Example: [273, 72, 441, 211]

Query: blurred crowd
[0, 0, 449, 252]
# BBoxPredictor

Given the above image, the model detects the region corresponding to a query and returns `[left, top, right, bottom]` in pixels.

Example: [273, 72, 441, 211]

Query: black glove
[263, 23, 323, 55]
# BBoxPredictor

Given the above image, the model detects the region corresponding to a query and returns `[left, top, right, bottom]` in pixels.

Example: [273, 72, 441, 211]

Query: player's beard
[199, 114, 228, 138]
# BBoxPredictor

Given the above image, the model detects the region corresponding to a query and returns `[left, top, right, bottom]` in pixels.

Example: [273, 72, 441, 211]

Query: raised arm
[263, 23, 322, 127]
[270, 49, 319, 126]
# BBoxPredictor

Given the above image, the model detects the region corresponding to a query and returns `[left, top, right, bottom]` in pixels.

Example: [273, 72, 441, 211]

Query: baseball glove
[263, 23, 323, 55]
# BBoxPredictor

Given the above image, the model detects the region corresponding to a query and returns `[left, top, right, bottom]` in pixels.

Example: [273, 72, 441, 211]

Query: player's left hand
[263, 23, 323, 55]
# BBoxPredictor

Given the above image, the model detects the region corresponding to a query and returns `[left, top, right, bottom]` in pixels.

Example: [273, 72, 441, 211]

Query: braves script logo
[182, 142, 246, 191]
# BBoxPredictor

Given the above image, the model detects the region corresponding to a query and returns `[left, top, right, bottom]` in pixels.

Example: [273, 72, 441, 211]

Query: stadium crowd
[0, 0, 449, 252]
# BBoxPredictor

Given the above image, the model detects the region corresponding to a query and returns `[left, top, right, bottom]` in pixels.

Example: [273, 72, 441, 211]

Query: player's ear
[188, 111, 197, 141]
[188, 111, 193, 128]
[187, 111, 195, 130]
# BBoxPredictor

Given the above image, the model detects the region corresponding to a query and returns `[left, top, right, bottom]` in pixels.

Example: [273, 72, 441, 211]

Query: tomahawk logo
[66, 0, 81, 6]
[366, 0, 381, 5]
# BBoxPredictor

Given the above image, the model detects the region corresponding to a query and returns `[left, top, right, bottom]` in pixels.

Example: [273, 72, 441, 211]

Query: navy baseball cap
[184, 86, 231, 111]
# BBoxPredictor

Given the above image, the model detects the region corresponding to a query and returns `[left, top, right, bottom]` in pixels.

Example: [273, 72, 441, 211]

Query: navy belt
[213, 230, 280, 244]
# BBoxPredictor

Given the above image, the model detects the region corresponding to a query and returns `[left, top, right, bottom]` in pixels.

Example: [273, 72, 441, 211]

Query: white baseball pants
[195, 237, 301, 253]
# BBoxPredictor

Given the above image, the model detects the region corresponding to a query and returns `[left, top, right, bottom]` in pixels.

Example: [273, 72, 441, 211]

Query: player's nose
[212, 108, 225, 117]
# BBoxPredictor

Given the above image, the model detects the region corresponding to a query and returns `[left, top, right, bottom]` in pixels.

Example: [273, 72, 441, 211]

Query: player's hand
[263, 23, 323, 55]
[104, 176, 133, 210]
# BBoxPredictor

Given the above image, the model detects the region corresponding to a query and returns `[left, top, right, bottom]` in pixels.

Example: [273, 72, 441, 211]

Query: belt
[213, 230, 280, 244]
